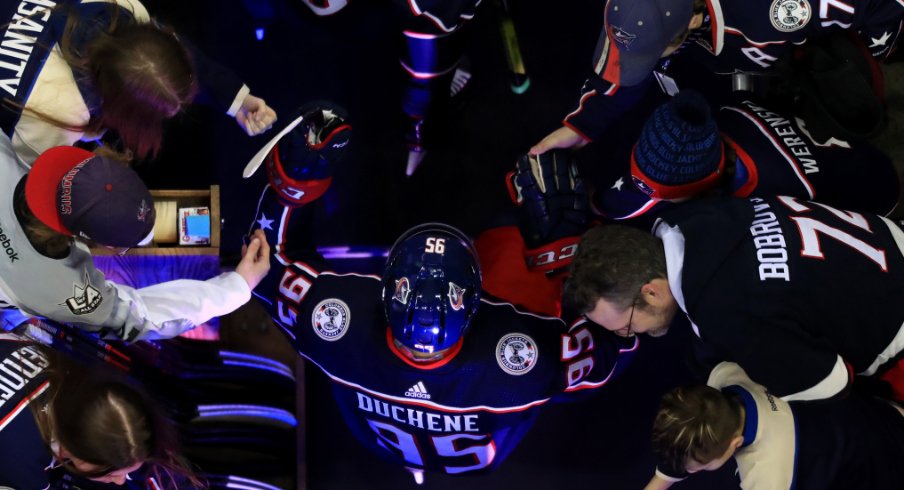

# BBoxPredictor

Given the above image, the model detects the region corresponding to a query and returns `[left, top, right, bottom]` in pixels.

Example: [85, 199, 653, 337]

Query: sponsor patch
[496, 333, 538, 375]
[770, 0, 811, 32]
[311, 299, 350, 341]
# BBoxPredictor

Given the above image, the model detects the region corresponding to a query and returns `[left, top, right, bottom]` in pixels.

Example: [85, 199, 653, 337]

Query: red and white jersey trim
[0, 380, 50, 432]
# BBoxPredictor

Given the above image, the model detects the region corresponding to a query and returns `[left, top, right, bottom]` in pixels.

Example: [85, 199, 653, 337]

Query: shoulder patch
[769, 0, 811, 32]
[496, 333, 538, 375]
[311, 299, 350, 341]
[63, 272, 103, 315]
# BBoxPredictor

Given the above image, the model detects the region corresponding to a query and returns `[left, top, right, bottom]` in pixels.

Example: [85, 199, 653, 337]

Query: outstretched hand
[236, 229, 271, 290]
[529, 126, 588, 155]
[236, 94, 277, 136]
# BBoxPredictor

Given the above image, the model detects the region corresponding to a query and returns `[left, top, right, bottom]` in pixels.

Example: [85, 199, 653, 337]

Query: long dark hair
[31, 349, 204, 488]
[9, 4, 198, 160]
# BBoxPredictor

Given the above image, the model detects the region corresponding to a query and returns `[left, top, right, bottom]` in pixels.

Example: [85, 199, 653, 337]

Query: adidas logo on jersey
[404, 381, 431, 400]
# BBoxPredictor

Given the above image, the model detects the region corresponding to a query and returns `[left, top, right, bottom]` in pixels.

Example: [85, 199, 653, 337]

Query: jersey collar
[385, 327, 464, 370]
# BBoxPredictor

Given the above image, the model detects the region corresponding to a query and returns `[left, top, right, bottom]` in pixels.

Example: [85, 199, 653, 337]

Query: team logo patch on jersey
[447, 282, 465, 311]
[770, 0, 811, 32]
[496, 333, 538, 375]
[609, 25, 636, 49]
[404, 381, 431, 400]
[311, 299, 350, 341]
[63, 272, 102, 315]
[393, 277, 411, 305]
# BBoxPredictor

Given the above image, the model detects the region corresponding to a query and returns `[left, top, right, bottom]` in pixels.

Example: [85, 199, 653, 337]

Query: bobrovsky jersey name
[749, 198, 792, 281]
[748, 195, 899, 283]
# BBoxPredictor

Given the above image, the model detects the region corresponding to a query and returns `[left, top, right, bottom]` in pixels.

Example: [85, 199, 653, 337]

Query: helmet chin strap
[398, 339, 448, 363]
[386, 328, 464, 369]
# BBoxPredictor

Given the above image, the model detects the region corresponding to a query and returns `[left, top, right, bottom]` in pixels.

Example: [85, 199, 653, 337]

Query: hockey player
[564, 195, 904, 402]
[300, 0, 479, 175]
[645, 362, 904, 490]
[531, 0, 904, 155]
[593, 90, 900, 221]
[242, 106, 637, 478]
[0, 136, 271, 341]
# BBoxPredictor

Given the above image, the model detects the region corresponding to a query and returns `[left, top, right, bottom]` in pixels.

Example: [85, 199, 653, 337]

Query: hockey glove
[506, 150, 589, 274]
[264, 103, 352, 207]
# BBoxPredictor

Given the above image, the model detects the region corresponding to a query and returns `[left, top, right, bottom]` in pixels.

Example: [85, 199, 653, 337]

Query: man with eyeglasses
[564, 195, 904, 404]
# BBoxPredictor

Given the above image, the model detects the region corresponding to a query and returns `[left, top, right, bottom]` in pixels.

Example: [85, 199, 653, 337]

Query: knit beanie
[630, 90, 724, 200]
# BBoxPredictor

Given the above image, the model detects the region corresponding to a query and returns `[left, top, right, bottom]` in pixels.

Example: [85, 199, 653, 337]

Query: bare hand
[529, 126, 588, 155]
[236, 229, 271, 290]
[235, 94, 277, 136]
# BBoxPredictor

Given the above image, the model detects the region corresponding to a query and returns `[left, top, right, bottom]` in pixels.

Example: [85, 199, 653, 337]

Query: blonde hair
[651, 385, 742, 472]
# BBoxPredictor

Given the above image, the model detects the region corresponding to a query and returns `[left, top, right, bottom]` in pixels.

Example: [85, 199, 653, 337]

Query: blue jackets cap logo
[447, 282, 465, 311]
[609, 25, 637, 50]
[393, 277, 411, 305]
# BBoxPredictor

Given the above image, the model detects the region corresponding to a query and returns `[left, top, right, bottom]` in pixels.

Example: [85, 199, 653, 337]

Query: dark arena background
[33, 0, 904, 488]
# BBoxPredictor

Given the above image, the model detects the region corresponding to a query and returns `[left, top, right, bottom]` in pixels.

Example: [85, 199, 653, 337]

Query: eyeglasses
[617, 300, 637, 338]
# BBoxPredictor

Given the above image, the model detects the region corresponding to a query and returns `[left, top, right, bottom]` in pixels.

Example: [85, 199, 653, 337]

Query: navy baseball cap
[603, 0, 694, 86]
[26, 146, 155, 247]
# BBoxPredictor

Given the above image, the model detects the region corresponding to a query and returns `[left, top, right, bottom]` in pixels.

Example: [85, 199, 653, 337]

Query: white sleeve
[226, 84, 251, 117]
[104, 272, 251, 341]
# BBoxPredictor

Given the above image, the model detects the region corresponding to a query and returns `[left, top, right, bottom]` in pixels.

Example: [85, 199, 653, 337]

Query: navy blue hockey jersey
[0, 334, 52, 490]
[655, 195, 904, 401]
[566, 0, 904, 141]
[249, 185, 638, 474]
[594, 96, 900, 220]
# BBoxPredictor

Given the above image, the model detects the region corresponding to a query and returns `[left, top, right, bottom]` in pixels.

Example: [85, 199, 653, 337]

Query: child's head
[651, 385, 745, 474]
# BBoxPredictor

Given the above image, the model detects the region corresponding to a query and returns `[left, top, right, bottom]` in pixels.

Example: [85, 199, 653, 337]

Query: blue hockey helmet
[382, 223, 482, 355]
